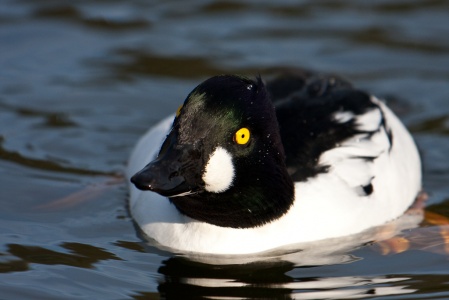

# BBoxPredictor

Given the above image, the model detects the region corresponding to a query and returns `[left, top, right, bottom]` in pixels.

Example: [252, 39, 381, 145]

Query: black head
[131, 75, 294, 228]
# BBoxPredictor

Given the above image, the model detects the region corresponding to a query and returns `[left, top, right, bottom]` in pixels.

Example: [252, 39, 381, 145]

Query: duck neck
[170, 164, 295, 229]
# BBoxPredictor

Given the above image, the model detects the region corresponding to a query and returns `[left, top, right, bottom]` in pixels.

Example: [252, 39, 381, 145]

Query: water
[1, 0, 449, 299]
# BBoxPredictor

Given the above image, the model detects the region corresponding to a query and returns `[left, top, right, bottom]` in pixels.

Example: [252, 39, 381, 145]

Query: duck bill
[130, 132, 198, 197]
[130, 159, 189, 197]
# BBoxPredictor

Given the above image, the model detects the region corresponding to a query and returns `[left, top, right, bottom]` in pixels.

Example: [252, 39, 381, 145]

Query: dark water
[1, 0, 449, 299]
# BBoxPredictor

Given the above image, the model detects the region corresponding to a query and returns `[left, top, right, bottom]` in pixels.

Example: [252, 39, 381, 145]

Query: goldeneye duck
[127, 70, 421, 255]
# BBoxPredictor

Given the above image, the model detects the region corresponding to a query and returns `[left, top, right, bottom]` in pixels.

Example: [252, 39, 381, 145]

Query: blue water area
[1, 0, 449, 299]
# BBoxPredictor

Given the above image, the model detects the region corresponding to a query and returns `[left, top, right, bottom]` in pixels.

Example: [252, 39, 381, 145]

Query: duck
[127, 69, 422, 255]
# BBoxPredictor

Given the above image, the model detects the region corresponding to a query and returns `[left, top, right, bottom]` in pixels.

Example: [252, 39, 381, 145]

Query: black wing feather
[265, 70, 388, 182]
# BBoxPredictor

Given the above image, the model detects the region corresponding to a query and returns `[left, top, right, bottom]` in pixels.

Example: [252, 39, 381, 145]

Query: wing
[267, 70, 392, 195]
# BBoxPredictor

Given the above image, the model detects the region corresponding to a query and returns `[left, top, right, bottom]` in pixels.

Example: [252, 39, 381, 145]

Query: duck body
[127, 70, 421, 255]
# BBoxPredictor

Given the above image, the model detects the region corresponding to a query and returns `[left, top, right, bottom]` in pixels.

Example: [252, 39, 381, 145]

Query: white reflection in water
[156, 211, 422, 299]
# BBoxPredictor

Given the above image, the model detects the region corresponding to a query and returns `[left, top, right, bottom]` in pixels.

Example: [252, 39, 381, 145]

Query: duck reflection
[158, 256, 295, 299]
[156, 256, 414, 300]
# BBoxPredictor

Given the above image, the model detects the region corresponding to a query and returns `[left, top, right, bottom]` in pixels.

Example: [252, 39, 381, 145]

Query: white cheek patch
[202, 146, 235, 193]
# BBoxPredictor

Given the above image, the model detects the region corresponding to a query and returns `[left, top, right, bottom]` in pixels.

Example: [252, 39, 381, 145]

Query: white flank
[202, 146, 235, 193]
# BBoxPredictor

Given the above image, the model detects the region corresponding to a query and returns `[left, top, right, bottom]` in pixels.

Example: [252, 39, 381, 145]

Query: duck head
[131, 75, 294, 228]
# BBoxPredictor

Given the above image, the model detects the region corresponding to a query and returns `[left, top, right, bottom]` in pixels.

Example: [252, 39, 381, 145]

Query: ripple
[97, 48, 234, 79]
[33, 5, 150, 31]
[0, 139, 115, 176]
[1, 242, 122, 274]
[411, 115, 449, 135]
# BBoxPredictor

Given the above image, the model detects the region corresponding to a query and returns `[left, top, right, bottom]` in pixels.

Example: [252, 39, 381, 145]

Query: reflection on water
[1, 0, 449, 299]
[2, 208, 449, 299]
[3, 226, 449, 300]
[0, 240, 412, 299]
[158, 255, 415, 300]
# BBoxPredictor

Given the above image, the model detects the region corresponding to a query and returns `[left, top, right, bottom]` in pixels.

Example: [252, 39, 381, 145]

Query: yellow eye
[234, 128, 250, 145]
[176, 104, 183, 117]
